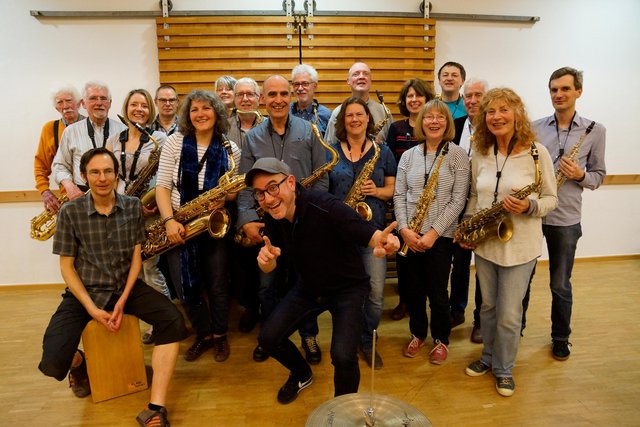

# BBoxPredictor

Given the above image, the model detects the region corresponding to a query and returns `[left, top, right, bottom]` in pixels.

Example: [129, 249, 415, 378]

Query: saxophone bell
[354, 202, 373, 221]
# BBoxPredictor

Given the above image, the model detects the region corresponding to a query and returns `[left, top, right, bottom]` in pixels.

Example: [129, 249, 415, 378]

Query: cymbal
[306, 393, 432, 427]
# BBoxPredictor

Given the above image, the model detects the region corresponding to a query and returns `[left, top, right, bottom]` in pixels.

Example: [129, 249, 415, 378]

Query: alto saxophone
[372, 90, 391, 137]
[556, 121, 595, 188]
[343, 140, 380, 220]
[454, 142, 542, 246]
[398, 143, 450, 257]
[117, 115, 162, 209]
[233, 122, 339, 247]
[30, 193, 70, 241]
[142, 136, 245, 259]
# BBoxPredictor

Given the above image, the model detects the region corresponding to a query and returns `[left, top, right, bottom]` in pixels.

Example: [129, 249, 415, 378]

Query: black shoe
[136, 406, 170, 427]
[238, 308, 260, 333]
[68, 350, 91, 398]
[390, 302, 407, 321]
[361, 348, 383, 370]
[141, 330, 154, 345]
[184, 337, 214, 362]
[253, 344, 269, 362]
[552, 340, 572, 361]
[470, 322, 483, 344]
[450, 311, 465, 328]
[301, 336, 322, 365]
[277, 372, 313, 404]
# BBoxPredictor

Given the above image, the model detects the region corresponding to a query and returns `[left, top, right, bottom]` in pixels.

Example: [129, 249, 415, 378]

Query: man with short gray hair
[290, 64, 331, 135]
[52, 81, 126, 200]
[34, 84, 85, 212]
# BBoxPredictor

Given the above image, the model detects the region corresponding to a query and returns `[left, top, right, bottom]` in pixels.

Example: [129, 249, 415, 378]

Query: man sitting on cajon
[38, 147, 187, 427]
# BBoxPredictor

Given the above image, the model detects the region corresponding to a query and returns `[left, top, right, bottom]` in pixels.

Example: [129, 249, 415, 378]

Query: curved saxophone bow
[343, 140, 380, 221]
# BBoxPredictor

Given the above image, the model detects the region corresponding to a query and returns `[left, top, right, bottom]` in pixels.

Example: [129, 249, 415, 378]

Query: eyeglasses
[292, 82, 312, 89]
[87, 169, 116, 179]
[235, 92, 258, 99]
[424, 114, 447, 123]
[157, 98, 178, 104]
[252, 176, 288, 201]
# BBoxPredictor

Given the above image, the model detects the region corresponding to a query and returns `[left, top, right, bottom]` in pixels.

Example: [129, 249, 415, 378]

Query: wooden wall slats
[156, 15, 435, 112]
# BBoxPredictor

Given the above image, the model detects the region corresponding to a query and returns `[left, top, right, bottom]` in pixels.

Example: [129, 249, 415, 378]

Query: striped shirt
[394, 141, 470, 238]
[155, 133, 241, 210]
[52, 192, 145, 309]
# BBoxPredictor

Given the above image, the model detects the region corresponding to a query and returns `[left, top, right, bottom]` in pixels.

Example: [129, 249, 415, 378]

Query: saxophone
[372, 90, 391, 137]
[398, 143, 450, 257]
[556, 121, 595, 188]
[30, 193, 70, 241]
[343, 140, 380, 221]
[117, 115, 161, 209]
[142, 136, 245, 259]
[233, 122, 339, 247]
[454, 142, 542, 246]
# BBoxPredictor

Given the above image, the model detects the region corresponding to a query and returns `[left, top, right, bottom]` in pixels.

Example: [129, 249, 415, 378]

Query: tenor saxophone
[343, 140, 380, 221]
[233, 122, 339, 247]
[555, 121, 595, 188]
[372, 90, 391, 137]
[117, 115, 161, 209]
[454, 142, 542, 246]
[398, 143, 449, 257]
[142, 136, 245, 259]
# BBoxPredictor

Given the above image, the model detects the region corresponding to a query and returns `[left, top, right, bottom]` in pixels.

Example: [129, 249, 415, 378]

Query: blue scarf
[178, 134, 228, 300]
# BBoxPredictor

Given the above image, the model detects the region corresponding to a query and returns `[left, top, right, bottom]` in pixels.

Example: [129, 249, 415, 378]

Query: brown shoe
[471, 323, 483, 344]
[68, 350, 91, 398]
[213, 335, 230, 362]
[184, 337, 214, 362]
[390, 302, 407, 321]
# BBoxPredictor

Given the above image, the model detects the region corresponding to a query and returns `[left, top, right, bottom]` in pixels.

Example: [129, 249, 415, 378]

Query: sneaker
[277, 372, 313, 404]
[450, 311, 465, 328]
[390, 301, 407, 321]
[403, 335, 425, 358]
[213, 335, 230, 362]
[361, 348, 383, 370]
[496, 376, 516, 397]
[429, 340, 448, 365]
[68, 350, 91, 398]
[183, 337, 214, 362]
[253, 344, 269, 362]
[465, 359, 491, 377]
[301, 336, 322, 365]
[552, 340, 572, 361]
[142, 329, 154, 345]
[470, 323, 483, 344]
[136, 406, 170, 427]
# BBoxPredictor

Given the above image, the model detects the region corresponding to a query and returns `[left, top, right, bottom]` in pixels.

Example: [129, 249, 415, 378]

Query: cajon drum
[81, 314, 148, 403]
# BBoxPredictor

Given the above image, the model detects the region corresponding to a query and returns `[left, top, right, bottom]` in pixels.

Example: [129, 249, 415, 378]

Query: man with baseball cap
[246, 157, 400, 404]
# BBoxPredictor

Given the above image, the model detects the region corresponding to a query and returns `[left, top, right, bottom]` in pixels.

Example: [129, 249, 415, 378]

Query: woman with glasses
[155, 89, 241, 363]
[106, 89, 170, 326]
[328, 97, 397, 369]
[214, 75, 237, 117]
[385, 78, 436, 322]
[393, 99, 470, 365]
[459, 88, 556, 397]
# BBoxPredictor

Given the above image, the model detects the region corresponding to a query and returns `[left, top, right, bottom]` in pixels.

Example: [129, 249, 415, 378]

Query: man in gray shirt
[532, 67, 606, 361]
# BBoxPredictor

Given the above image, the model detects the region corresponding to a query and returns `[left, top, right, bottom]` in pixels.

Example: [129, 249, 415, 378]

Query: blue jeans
[258, 283, 367, 396]
[360, 246, 387, 352]
[543, 223, 582, 341]
[475, 255, 536, 377]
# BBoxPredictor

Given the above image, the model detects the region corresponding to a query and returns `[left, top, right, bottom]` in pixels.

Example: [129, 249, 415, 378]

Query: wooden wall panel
[156, 16, 436, 115]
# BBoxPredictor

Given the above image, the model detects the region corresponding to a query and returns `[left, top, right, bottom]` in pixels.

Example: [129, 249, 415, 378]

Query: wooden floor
[2, 258, 639, 426]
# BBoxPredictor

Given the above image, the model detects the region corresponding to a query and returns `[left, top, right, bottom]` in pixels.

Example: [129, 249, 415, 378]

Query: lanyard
[119, 130, 146, 185]
[86, 118, 110, 148]
[492, 137, 516, 204]
[423, 140, 447, 186]
[553, 111, 576, 163]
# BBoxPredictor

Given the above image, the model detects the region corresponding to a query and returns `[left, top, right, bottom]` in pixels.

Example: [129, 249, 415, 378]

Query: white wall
[1, 0, 638, 285]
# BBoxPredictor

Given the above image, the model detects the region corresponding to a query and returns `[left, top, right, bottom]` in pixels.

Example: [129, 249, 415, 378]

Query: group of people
[33, 59, 606, 425]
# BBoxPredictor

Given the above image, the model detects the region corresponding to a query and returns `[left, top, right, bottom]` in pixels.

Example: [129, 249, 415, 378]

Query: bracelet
[162, 215, 174, 225]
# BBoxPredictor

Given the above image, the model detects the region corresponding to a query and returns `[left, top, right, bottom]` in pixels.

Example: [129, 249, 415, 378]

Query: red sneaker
[403, 335, 425, 358]
[429, 340, 448, 365]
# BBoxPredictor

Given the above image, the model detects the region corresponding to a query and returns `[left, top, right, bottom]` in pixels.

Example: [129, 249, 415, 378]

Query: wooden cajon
[81, 314, 148, 403]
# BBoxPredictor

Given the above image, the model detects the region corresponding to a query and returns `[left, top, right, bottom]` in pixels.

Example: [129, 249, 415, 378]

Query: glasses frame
[252, 176, 289, 202]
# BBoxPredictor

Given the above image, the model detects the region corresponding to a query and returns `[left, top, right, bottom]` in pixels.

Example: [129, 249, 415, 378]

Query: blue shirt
[328, 142, 397, 230]
[290, 100, 332, 136]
